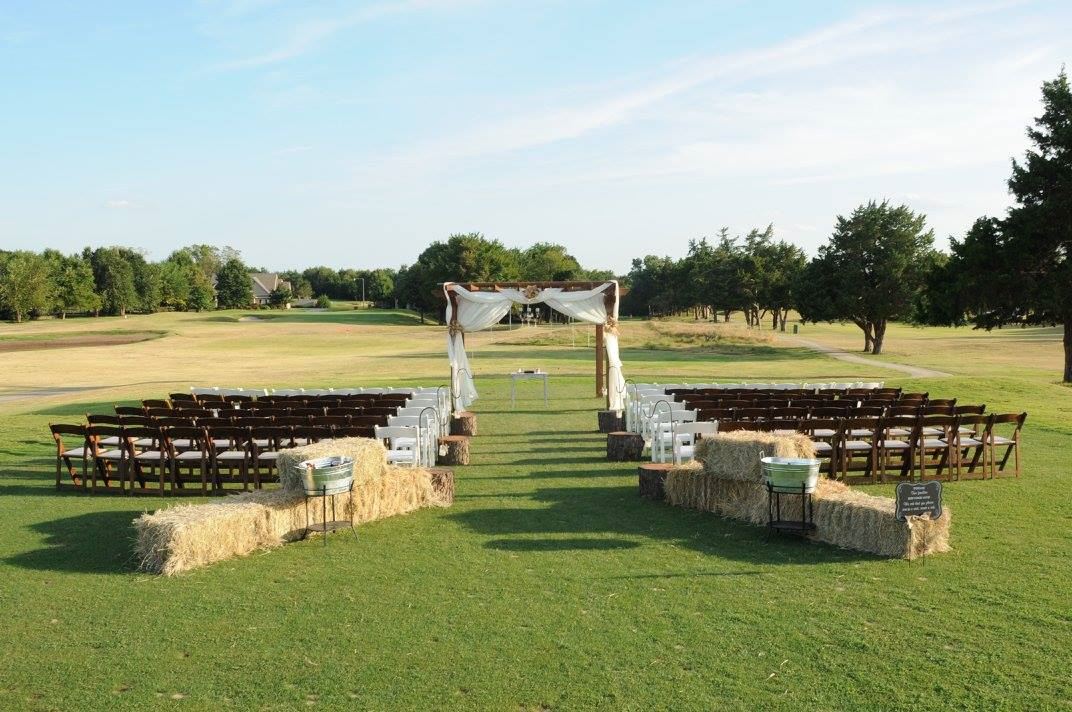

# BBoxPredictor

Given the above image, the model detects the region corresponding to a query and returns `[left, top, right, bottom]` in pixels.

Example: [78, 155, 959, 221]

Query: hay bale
[276, 437, 387, 492]
[662, 465, 950, 559]
[134, 463, 452, 576]
[695, 431, 815, 483]
[812, 482, 951, 560]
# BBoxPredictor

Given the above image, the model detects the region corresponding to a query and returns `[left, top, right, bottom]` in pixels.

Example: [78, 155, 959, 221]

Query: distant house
[250, 273, 292, 306]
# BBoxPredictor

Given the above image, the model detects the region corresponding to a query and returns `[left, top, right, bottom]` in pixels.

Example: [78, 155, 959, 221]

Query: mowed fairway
[0, 309, 1069, 710]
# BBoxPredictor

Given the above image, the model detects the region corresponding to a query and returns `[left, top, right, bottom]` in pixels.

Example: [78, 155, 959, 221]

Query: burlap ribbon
[605, 316, 620, 335]
[448, 323, 464, 337]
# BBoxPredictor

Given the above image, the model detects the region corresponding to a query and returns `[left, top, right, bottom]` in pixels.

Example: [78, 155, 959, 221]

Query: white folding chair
[651, 409, 698, 463]
[672, 421, 718, 464]
[375, 425, 419, 467]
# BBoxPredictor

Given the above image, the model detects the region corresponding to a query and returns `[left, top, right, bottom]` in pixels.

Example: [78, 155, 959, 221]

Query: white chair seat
[394, 437, 417, 449]
[257, 451, 280, 461]
[134, 438, 155, 447]
[96, 449, 124, 460]
[212, 439, 231, 448]
[98, 436, 120, 446]
[887, 428, 910, 436]
[253, 438, 269, 447]
[812, 429, 836, 438]
[216, 451, 247, 461]
[170, 439, 193, 449]
[879, 439, 910, 449]
[991, 436, 1015, 445]
[812, 441, 832, 453]
[844, 440, 872, 451]
[919, 439, 949, 448]
[849, 428, 873, 437]
[920, 427, 943, 436]
[135, 450, 166, 461]
[176, 451, 204, 461]
[773, 429, 797, 435]
[960, 437, 984, 447]
[61, 447, 89, 458]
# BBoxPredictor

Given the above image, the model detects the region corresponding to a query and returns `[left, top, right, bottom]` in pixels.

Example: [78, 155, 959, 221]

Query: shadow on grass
[486, 537, 640, 552]
[5, 509, 139, 575]
[448, 483, 878, 565]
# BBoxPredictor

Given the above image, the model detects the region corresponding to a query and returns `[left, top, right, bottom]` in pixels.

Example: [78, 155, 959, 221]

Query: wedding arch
[441, 281, 627, 412]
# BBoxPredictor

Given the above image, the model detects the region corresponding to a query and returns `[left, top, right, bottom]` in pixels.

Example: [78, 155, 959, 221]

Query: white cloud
[274, 144, 314, 155]
[384, 1, 1024, 170]
[217, 0, 485, 70]
[105, 199, 132, 209]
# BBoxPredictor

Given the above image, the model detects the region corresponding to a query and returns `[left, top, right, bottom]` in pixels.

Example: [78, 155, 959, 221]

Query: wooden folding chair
[114, 405, 146, 417]
[86, 424, 126, 494]
[955, 413, 991, 480]
[839, 417, 877, 483]
[50, 424, 89, 490]
[988, 413, 1026, 478]
[123, 425, 169, 496]
[799, 418, 841, 479]
[917, 415, 958, 482]
[164, 426, 209, 495]
[875, 416, 918, 483]
[250, 425, 292, 488]
[207, 425, 251, 492]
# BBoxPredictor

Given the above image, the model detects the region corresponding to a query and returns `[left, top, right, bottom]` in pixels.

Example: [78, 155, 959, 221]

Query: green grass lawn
[0, 312, 1069, 710]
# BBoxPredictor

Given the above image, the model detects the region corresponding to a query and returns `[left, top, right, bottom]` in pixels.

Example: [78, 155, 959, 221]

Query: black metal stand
[303, 481, 358, 545]
[767, 482, 816, 536]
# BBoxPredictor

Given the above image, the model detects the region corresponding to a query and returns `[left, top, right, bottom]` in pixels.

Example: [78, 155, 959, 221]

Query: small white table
[510, 370, 548, 408]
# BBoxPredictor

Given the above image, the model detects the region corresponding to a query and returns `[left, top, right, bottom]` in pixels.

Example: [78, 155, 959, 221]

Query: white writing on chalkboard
[895, 482, 943, 521]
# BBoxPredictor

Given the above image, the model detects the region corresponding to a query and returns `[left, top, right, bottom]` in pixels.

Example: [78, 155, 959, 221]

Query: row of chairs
[50, 418, 438, 495]
[638, 384, 1026, 482]
[724, 412, 1025, 483]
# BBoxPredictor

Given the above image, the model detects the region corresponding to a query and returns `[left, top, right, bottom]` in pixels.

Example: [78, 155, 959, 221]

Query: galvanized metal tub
[293, 456, 354, 496]
[761, 456, 821, 493]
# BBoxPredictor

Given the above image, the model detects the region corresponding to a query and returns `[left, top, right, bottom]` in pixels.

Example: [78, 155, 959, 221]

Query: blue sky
[2, 0, 1069, 273]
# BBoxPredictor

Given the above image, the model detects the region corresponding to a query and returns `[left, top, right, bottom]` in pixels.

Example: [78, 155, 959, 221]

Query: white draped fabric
[445, 282, 626, 412]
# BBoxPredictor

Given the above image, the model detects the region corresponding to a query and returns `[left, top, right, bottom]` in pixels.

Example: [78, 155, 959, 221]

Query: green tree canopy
[215, 258, 253, 309]
[46, 251, 100, 318]
[0, 251, 54, 322]
[796, 201, 935, 354]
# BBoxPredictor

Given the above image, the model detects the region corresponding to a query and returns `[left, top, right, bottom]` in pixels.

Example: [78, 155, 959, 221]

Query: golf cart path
[783, 336, 952, 378]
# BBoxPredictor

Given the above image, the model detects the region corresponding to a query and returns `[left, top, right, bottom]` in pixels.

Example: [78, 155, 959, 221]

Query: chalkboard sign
[895, 481, 943, 521]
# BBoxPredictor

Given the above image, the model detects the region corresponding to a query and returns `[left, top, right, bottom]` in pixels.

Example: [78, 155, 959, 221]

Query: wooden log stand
[427, 467, 455, 505]
[638, 463, 672, 500]
[606, 431, 645, 462]
[450, 411, 477, 437]
[437, 436, 471, 466]
[597, 410, 624, 434]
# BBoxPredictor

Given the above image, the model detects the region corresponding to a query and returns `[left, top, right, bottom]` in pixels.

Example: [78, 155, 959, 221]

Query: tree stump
[638, 463, 672, 500]
[437, 436, 471, 466]
[597, 410, 624, 433]
[606, 431, 645, 462]
[450, 411, 477, 437]
[427, 467, 455, 505]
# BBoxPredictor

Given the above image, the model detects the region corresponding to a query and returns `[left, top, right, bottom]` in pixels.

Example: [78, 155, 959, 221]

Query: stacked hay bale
[134, 438, 452, 576]
[663, 431, 950, 559]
